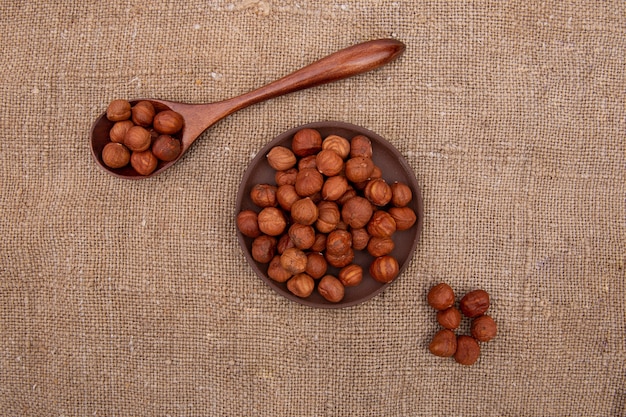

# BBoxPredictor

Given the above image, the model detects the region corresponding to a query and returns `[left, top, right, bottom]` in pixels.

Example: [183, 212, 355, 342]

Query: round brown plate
[235, 121, 424, 308]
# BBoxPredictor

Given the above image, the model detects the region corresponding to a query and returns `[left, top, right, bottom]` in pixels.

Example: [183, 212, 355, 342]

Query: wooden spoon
[90, 39, 405, 179]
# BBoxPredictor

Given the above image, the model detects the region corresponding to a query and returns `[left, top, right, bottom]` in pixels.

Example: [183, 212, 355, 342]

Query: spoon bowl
[90, 39, 405, 179]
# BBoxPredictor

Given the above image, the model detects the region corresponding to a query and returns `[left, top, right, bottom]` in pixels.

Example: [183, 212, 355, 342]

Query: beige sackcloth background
[1, 0, 624, 416]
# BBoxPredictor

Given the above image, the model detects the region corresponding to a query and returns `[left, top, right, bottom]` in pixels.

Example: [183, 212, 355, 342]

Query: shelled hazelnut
[100, 99, 184, 175]
[426, 283, 497, 366]
[237, 128, 419, 303]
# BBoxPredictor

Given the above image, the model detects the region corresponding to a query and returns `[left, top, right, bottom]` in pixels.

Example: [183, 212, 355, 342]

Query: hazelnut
[109, 120, 134, 143]
[310, 233, 327, 252]
[131, 100, 156, 126]
[106, 99, 131, 121]
[345, 156, 375, 183]
[427, 283, 455, 310]
[429, 329, 457, 357]
[325, 229, 352, 256]
[369, 255, 399, 283]
[251, 235, 276, 263]
[286, 273, 315, 298]
[276, 233, 295, 255]
[291, 197, 319, 225]
[470, 315, 497, 342]
[454, 335, 480, 366]
[370, 165, 383, 179]
[275, 168, 298, 186]
[388, 207, 417, 231]
[364, 178, 392, 206]
[437, 307, 462, 330]
[338, 264, 363, 287]
[350, 134, 373, 158]
[280, 247, 308, 275]
[336, 187, 357, 206]
[366, 236, 395, 257]
[350, 228, 370, 251]
[130, 150, 158, 175]
[153, 110, 184, 135]
[101, 142, 130, 169]
[257, 207, 286, 236]
[288, 223, 316, 250]
[124, 126, 152, 152]
[276, 184, 300, 211]
[151, 134, 181, 161]
[321, 175, 349, 201]
[305, 252, 327, 279]
[325, 248, 355, 268]
[267, 255, 292, 283]
[250, 184, 278, 208]
[236, 210, 261, 238]
[267, 146, 296, 171]
[315, 201, 340, 233]
[318, 275, 345, 303]
[315, 149, 344, 176]
[391, 181, 413, 207]
[366, 211, 397, 238]
[295, 168, 324, 197]
[341, 196, 373, 228]
[291, 128, 322, 157]
[460, 289, 490, 318]
[298, 155, 317, 170]
[322, 134, 351, 159]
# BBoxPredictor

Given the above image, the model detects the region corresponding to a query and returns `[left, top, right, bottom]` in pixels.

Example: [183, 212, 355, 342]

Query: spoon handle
[221, 38, 405, 115]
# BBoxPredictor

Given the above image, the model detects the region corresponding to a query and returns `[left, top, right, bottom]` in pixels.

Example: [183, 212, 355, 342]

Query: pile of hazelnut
[236, 128, 418, 303]
[427, 283, 497, 366]
[100, 99, 184, 175]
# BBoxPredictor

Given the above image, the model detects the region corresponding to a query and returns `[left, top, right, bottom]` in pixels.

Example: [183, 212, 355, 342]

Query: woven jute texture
[1, 1, 624, 416]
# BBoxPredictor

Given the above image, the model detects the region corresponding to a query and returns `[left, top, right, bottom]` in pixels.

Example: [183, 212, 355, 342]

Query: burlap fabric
[1, 1, 624, 416]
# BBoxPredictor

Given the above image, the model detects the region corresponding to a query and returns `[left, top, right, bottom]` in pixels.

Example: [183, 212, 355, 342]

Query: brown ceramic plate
[235, 121, 423, 308]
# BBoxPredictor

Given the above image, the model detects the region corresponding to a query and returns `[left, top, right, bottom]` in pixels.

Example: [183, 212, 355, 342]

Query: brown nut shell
[305, 252, 328, 279]
[369, 255, 399, 283]
[364, 178, 392, 206]
[321, 175, 349, 201]
[267, 255, 292, 283]
[318, 275, 345, 303]
[131, 100, 156, 126]
[427, 283, 455, 310]
[124, 126, 152, 152]
[429, 329, 457, 357]
[454, 335, 480, 366]
[460, 289, 490, 318]
[366, 210, 397, 238]
[315, 201, 340, 234]
[437, 307, 462, 330]
[341, 196, 373, 229]
[236, 210, 261, 238]
[315, 149, 344, 176]
[286, 273, 315, 298]
[267, 146, 297, 171]
[109, 120, 135, 143]
[470, 315, 497, 342]
[292, 128, 322, 157]
[345, 156, 374, 183]
[391, 181, 413, 207]
[325, 229, 352, 256]
[130, 150, 158, 175]
[153, 110, 184, 135]
[322, 134, 351, 159]
[257, 207, 286, 236]
[276, 184, 300, 211]
[338, 264, 363, 287]
[102, 142, 130, 169]
[295, 168, 324, 197]
[366, 236, 395, 257]
[250, 184, 277, 208]
[288, 223, 316, 250]
[388, 206, 417, 231]
[106, 99, 131, 121]
[251, 235, 277, 263]
[280, 247, 308, 275]
[151, 134, 181, 161]
[350, 134, 373, 158]
[275, 168, 298, 186]
[291, 197, 319, 225]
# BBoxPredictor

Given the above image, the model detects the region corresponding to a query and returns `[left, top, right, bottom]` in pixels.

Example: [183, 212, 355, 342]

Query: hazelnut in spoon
[90, 39, 405, 179]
